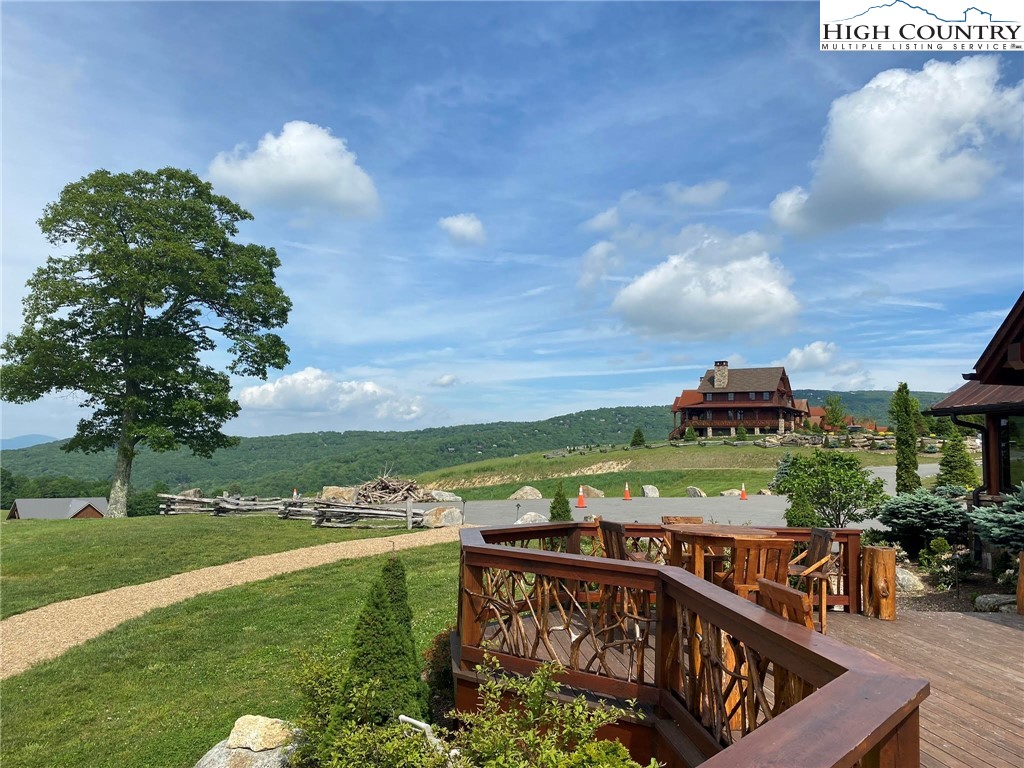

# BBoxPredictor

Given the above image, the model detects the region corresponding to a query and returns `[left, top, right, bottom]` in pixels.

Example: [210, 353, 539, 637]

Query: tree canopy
[0, 168, 291, 516]
[823, 394, 848, 432]
[770, 449, 886, 527]
[889, 383, 921, 494]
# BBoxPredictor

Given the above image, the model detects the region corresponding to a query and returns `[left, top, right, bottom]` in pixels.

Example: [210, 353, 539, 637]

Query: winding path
[0, 525, 467, 680]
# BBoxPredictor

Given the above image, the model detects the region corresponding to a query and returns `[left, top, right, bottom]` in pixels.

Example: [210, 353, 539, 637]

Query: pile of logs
[355, 476, 428, 504]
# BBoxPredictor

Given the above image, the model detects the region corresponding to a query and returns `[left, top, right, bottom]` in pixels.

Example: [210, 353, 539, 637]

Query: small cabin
[7, 497, 108, 520]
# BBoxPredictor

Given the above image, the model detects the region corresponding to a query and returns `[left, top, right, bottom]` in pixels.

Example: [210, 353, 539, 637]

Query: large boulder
[975, 594, 1017, 612]
[895, 568, 925, 594]
[580, 484, 605, 498]
[194, 716, 296, 768]
[420, 506, 463, 528]
[756, 488, 774, 496]
[685, 486, 707, 498]
[515, 512, 549, 525]
[641, 485, 660, 498]
[509, 486, 542, 500]
[426, 490, 463, 503]
[321, 486, 356, 503]
[180, 488, 204, 498]
[720, 488, 742, 497]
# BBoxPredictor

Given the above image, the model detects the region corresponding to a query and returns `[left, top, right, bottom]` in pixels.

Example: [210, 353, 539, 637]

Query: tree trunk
[862, 546, 896, 620]
[107, 432, 135, 518]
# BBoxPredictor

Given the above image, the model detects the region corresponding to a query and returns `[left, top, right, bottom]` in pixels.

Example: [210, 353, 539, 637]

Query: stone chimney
[714, 360, 729, 389]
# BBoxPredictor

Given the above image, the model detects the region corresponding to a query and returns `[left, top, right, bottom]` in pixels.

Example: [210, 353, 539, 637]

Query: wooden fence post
[406, 499, 413, 530]
[863, 546, 896, 620]
[1017, 552, 1023, 616]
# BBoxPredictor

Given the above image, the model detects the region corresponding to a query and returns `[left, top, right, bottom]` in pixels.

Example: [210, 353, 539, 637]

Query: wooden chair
[598, 520, 648, 563]
[714, 538, 795, 601]
[756, 578, 814, 629]
[788, 528, 836, 634]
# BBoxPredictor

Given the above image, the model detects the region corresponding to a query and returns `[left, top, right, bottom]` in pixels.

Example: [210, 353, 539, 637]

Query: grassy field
[417, 443, 906, 497]
[0, 516, 421, 619]
[0, 540, 461, 768]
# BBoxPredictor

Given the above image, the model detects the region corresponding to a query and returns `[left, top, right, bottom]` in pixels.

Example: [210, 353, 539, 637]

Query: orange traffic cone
[623, 482, 632, 501]
[740, 483, 747, 501]
[576, 485, 587, 509]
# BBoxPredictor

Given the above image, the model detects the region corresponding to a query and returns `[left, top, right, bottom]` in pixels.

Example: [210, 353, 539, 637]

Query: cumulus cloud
[208, 121, 379, 217]
[663, 180, 729, 207]
[774, 341, 837, 371]
[577, 240, 619, 291]
[583, 206, 620, 232]
[431, 373, 458, 387]
[238, 367, 424, 421]
[611, 227, 797, 338]
[770, 56, 1023, 234]
[438, 213, 486, 245]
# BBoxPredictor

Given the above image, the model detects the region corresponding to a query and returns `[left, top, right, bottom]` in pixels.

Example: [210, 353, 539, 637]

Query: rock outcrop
[509, 486, 543, 500]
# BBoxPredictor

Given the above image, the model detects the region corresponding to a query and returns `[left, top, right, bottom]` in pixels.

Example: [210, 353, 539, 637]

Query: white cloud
[663, 180, 729, 206]
[208, 121, 379, 217]
[438, 213, 486, 245]
[583, 206, 620, 232]
[577, 240, 619, 291]
[771, 56, 1023, 234]
[431, 373, 458, 387]
[611, 227, 797, 338]
[238, 367, 424, 421]
[774, 341, 837, 371]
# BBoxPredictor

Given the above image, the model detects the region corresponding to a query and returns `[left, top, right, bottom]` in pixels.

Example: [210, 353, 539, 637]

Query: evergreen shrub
[876, 488, 970, 559]
[970, 482, 1024, 554]
[549, 480, 573, 522]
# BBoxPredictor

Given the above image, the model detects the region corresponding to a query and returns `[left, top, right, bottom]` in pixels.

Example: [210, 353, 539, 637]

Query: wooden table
[663, 524, 777, 580]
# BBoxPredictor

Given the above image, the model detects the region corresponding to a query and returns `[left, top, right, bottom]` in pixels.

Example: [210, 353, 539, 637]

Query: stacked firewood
[355, 476, 427, 504]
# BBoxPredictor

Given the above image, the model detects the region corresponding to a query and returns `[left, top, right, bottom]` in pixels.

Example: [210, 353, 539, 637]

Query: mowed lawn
[0, 540, 461, 768]
[0, 516, 424, 618]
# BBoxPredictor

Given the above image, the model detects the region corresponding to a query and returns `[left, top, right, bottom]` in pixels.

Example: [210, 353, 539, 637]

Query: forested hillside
[0, 389, 949, 497]
[1, 406, 673, 496]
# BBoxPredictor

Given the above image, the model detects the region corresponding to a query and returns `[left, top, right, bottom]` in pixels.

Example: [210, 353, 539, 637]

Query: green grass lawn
[418, 443, 913, 499]
[453, 468, 775, 500]
[0, 541, 461, 768]
[0, 516, 421, 619]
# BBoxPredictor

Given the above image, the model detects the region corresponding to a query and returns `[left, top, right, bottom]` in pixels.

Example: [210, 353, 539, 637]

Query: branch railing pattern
[458, 522, 927, 768]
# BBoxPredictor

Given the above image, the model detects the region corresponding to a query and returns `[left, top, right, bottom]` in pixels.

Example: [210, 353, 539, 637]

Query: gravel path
[0, 525, 467, 680]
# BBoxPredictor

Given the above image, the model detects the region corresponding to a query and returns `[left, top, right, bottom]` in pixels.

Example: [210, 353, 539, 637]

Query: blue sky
[2, 1, 1022, 439]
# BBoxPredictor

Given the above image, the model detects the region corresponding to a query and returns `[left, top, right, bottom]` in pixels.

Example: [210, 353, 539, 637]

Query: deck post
[655, 577, 680, 708]
[457, 552, 484, 655]
[1017, 552, 1023, 615]
[847, 529, 862, 614]
[861, 708, 920, 768]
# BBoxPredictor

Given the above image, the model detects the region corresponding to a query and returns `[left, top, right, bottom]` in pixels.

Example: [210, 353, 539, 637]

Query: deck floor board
[828, 611, 1024, 768]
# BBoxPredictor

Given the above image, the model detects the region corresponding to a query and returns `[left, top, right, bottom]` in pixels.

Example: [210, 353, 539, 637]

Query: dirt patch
[896, 563, 1016, 613]
[567, 460, 632, 477]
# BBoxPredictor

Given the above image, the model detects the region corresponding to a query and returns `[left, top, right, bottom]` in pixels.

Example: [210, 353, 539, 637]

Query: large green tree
[823, 393, 848, 432]
[889, 383, 921, 494]
[771, 449, 887, 528]
[0, 168, 291, 517]
[934, 430, 978, 489]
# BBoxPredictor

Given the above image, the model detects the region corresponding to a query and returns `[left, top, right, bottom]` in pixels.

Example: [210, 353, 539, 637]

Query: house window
[1003, 415, 1024, 490]
[705, 393, 712, 401]
[706, 410, 713, 420]
[763, 392, 771, 400]
[737, 409, 744, 420]
[749, 392, 756, 400]
[728, 393, 735, 401]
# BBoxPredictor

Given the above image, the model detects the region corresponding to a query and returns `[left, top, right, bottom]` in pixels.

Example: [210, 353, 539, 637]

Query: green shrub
[932, 485, 968, 500]
[454, 657, 658, 768]
[935, 431, 978, 488]
[769, 449, 886, 528]
[423, 625, 457, 728]
[683, 426, 697, 442]
[876, 488, 970, 559]
[549, 480, 573, 522]
[343, 557, 426, 725]
[785, 491, 825, 528]
[970, 482, 1024, 553]
[630, 428, 646, 448]
[918, 537, 973, 590]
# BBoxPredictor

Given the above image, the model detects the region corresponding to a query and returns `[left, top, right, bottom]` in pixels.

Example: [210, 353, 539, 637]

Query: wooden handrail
[456, 523, 927, 768]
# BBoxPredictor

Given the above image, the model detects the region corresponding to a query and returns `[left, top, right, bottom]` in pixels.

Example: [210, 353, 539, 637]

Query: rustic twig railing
[456, 521, 927, 768]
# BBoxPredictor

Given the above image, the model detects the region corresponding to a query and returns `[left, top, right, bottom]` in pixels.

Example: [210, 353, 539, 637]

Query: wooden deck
[828, 611, 1024, 768]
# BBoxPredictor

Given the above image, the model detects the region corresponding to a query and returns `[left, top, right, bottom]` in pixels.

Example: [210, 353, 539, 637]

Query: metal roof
[925, 380, 1024, 416]
[8, 497, 108, 520]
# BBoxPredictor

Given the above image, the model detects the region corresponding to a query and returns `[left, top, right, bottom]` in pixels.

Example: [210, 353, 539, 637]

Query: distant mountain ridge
[0, 434, 59, 451]
[0, 390, 949, 494]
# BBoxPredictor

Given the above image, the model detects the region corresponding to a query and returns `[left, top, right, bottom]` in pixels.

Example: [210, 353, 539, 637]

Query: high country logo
[819, 0, 1023, 50]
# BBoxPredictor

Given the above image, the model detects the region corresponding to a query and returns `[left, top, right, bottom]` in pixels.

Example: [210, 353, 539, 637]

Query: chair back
[757, 578, 814, 629]
[731, 538, 795, 598]
[599, 520, 630, 561]
[806, 528, 837, 575]
[661, 515, 704, 526]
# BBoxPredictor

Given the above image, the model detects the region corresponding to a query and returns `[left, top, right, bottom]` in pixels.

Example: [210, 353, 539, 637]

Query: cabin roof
[696, 366, 787, 393]
[8, 497, 108, 520]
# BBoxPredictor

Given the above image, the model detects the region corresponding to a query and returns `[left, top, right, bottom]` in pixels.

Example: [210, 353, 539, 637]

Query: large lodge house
[670, 360, 808, 439]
